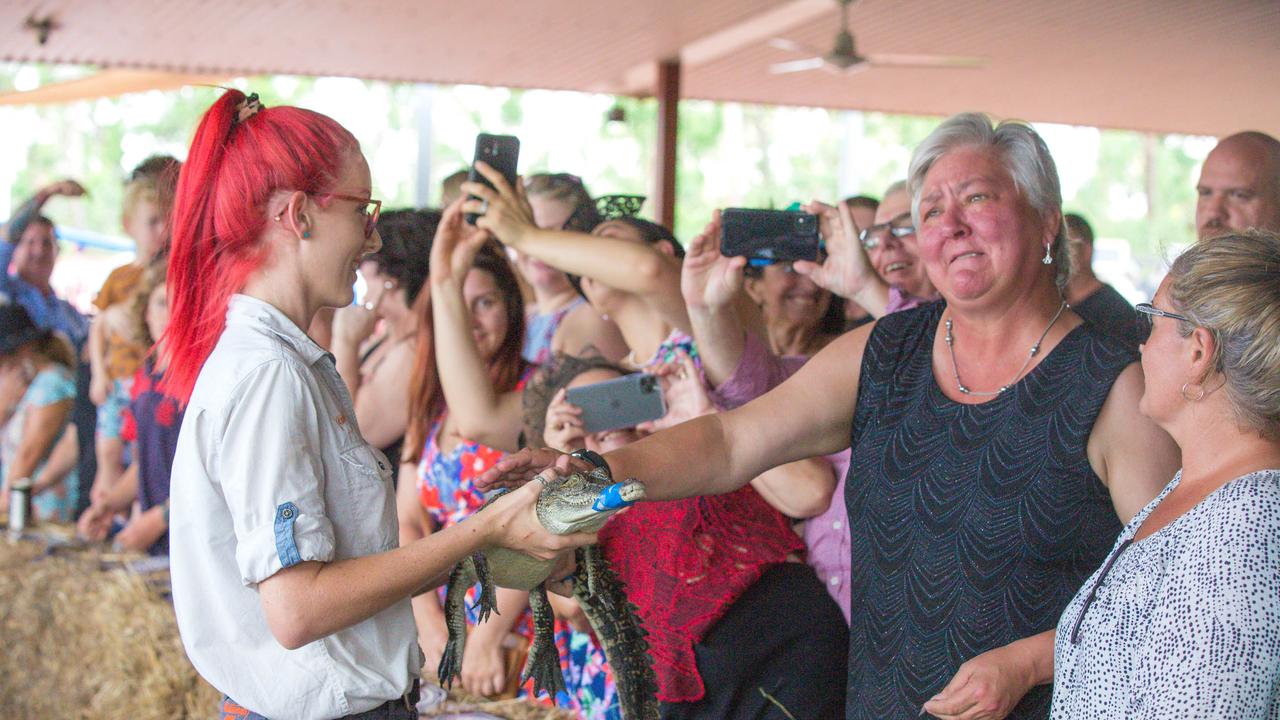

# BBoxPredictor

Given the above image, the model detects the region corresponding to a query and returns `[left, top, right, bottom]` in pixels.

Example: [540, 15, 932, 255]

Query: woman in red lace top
[525, 352, 848, 719]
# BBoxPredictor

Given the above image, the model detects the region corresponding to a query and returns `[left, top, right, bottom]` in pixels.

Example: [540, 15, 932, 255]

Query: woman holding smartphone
[163, 90, 591, 720]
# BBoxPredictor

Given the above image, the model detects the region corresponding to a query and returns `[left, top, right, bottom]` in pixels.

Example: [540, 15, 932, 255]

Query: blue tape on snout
[592, 483, 636, 512]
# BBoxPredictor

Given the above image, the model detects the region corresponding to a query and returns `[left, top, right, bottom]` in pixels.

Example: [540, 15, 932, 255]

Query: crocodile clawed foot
[522, 584, 567, 699]
[471, 552, 498, 624]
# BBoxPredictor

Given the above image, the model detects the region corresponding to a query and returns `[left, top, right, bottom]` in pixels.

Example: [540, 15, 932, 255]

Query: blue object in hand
[593, 482, 638, 512]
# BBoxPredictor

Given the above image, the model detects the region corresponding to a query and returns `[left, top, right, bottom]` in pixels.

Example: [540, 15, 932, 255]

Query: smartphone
[565, 373, 666, 434]
[719, 208, 821, 263]
[465, 133, 520, 225]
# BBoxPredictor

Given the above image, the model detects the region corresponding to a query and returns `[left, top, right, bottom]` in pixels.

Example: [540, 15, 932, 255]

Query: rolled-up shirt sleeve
[218, 358, 337, 585]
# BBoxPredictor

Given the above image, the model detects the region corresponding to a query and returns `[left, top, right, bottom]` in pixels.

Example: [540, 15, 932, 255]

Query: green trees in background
[2, 66, 1201, 294]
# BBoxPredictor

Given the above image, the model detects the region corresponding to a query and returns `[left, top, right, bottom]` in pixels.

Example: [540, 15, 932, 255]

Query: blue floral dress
[2, 365, 77, 521]
[417, 401, 618, 718]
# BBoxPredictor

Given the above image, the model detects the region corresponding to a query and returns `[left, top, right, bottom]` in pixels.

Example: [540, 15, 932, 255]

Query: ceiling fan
[769, 0, 984, 76]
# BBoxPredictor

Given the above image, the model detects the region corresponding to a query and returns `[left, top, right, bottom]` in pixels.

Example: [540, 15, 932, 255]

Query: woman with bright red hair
[163, 90, 592, 720]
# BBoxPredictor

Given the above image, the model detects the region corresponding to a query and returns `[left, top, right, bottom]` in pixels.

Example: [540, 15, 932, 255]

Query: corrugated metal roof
[3, 0, 1277, 136]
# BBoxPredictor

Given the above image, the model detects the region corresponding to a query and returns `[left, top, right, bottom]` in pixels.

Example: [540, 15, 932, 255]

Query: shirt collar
[226, 294, 331, 366]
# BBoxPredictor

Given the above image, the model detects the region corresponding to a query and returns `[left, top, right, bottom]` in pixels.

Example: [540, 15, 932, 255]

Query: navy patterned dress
[845, 301, 1136, 719]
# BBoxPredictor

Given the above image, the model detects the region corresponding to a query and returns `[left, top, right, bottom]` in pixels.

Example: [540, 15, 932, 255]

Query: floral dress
[1, 365, 77, 521]
[417, 395, 619, 718]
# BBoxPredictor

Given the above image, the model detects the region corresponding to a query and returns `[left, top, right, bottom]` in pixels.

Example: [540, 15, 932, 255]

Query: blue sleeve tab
[274, 502, 303, 568]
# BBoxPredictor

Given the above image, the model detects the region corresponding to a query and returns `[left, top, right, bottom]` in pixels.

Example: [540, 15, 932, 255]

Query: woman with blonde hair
[1053, 230, 1280, 718]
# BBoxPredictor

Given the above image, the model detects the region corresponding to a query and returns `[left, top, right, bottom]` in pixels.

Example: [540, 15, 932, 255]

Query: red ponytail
[162, 90, 358, 402]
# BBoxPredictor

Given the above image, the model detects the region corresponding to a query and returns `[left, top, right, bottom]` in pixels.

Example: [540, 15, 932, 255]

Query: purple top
[708, 331, 853, 623]
[887, 285, 934, 314]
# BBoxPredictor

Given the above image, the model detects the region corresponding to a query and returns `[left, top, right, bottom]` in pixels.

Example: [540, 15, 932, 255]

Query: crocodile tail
[575, 547, 661, 720]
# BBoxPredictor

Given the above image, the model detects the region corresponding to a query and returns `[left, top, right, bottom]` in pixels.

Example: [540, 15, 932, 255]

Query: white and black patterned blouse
[1053, 469, 1280, 719]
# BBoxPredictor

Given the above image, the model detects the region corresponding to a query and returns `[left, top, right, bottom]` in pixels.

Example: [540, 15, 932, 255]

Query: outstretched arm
[429, 199, 525, 452]
[482, 324, 872, 503]
[465, 163, 690, 333]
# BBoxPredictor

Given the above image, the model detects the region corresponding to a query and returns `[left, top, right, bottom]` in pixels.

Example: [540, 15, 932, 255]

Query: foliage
[1, 64, 1205, 296]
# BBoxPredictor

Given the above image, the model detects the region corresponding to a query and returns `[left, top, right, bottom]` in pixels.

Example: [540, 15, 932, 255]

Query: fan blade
[769, 37, 825, 56]
[865, 53, 985, 69]
[770, 57, 827, 75]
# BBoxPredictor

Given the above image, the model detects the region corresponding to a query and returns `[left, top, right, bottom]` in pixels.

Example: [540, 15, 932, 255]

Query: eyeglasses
[273, 192, 382, 239]
[1069, 538, 1132, 644]
[859, 217, 915, 250]
[1134, 302, 1191, 342]
[322, 193, 382, 239]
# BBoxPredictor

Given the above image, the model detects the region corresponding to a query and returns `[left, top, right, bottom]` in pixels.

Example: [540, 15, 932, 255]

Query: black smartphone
[565, 373, 667, 434]
[719, 208, 821, 263]
[465, 133, 520, 225]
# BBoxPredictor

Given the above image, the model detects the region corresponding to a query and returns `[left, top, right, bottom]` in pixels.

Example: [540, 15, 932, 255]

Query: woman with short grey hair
[480, 112, 1182, 719]
[1053, 230, 1280, 718]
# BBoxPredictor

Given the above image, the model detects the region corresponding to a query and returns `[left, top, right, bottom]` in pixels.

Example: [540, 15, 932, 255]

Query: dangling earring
[1042, 244, 1053, 265]
[1180, 382, 1205, 402]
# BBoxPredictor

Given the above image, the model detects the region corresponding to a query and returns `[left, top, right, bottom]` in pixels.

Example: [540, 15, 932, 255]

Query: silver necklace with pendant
[943, 301, 1067, 397]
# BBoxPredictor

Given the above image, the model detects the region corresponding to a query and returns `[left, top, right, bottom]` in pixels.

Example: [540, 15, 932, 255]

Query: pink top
[708, 331, 852, 623]
[887, 285, 935, 314]
[706, 291, 938, 624]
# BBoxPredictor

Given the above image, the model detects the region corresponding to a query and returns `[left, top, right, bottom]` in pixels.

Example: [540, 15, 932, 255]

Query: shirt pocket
[337, 443, 398, 554]
[339, 443, 395, 484]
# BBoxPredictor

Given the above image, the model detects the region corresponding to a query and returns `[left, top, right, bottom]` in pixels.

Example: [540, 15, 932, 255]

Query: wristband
[570, 449, 611, 477]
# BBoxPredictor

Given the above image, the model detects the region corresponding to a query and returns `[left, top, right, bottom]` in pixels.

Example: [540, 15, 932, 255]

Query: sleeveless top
[844, 301, 1136, 719]
[599, 330, 804, 703]
[523, 297, 586, 365]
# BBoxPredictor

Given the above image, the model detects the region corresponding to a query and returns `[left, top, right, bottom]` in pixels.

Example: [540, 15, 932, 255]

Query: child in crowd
[87, 169, 169, 503]
[79, 260, 177, 555]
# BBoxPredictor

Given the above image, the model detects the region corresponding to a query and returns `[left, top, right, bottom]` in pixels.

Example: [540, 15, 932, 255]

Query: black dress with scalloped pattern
[844, 301, 1136, 719]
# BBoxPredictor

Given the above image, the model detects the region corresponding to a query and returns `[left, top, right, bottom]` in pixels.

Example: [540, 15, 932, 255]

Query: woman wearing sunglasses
[163, 90, 592, 720]
[1052, 230, 1280, 718]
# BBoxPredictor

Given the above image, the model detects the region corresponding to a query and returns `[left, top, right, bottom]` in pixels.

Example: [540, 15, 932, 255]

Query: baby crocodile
[438, 468, 659, 719]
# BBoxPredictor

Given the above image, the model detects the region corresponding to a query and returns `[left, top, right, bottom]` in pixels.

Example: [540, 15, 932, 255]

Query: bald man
[1195, 131, 1280, 241]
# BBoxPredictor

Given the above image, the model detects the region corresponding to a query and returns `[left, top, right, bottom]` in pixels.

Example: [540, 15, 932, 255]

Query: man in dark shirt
[1063, 213, 1143, 352]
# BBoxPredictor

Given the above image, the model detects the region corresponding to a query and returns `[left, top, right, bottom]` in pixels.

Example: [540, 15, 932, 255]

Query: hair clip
[233, 92, 264, 126]
[595, 194, 646, 221]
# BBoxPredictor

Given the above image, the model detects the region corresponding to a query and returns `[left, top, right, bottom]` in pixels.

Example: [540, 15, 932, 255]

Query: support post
[655, 59, 681, 230]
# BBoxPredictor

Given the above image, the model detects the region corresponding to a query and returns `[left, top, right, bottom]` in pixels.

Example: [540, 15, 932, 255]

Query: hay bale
[0, 534, 220, 719]
[0, 530, 576, 719]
